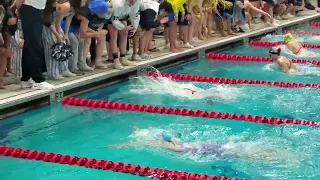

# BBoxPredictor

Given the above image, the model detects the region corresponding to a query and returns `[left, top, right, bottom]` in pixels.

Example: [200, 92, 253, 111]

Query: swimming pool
[1, 35, 320, 180]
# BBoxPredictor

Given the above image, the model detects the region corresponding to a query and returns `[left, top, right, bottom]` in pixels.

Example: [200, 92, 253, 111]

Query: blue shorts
[296, 0, 302, 6]
[164, 13, 176, 26]
[61, 20, 80, 35]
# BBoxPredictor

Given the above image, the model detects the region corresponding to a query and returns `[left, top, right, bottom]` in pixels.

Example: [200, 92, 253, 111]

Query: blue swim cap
[162, 131, 172, 142]
[89, 0, 109, 15]
[152, 129, 172, 142]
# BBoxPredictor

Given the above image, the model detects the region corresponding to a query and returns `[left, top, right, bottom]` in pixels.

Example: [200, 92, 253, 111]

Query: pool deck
[0, 10, 319, 118]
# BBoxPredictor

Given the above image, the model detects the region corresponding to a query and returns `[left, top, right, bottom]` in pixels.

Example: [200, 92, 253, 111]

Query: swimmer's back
[182, 143, 224, 155]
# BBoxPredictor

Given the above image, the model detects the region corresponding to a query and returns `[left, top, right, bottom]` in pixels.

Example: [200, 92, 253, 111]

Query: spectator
[13, 0, 54, 90]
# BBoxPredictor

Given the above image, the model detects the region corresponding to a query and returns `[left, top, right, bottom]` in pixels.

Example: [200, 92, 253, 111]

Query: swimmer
[182, 88, 201, 96]
[132, 126, 179, 146]
[283, 33, 303, 55]
[104, 135, 300, 163]
[269, 47, 297, 73]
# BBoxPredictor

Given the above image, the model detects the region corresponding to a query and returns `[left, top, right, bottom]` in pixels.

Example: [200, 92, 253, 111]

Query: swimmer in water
[283, 33, 303, 55]
[269, 47, 297, 73]
[132, 126, 180, 146]
[104, 128, 300, 163]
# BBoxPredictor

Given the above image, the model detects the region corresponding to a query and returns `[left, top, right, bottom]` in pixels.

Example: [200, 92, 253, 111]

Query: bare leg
[0, 50, 7, 89]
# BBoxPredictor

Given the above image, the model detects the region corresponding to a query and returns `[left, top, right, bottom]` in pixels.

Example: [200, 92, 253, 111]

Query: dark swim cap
[269, 47, 281, 55]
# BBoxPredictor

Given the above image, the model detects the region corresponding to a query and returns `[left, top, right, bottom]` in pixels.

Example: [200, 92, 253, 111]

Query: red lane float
[249, 40, 320, 48]
[283, 30, 320, 36]
[62, 97, 320, 127]
[310, 22, 320, 27]
[0, 145, 243, 180]
[146, 71, 320, 89]
[206, 53, 320, 66]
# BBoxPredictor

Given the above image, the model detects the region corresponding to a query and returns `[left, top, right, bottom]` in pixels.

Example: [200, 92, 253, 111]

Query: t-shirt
[141, 0, 160, 13]
[78, 4, 107, 30]
[24, 0, 47, 10]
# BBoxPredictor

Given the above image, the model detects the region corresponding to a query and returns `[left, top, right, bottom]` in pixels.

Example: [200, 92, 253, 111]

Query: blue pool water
[1, 39, 320, 180]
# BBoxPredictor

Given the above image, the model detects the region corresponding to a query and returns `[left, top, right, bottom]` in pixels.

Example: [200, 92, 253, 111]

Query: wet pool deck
[0, 10, 319, 118]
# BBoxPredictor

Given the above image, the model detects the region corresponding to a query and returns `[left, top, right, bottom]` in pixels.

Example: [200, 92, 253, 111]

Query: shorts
[262, 0, 275, 6]
[287, 0, 297, 5]
[164, 13, 176, 27]
[177, 12, 190, 25]
[61, 20, 80, 34]
[296, 0, 302, 6]
[140, 9, 159, 31]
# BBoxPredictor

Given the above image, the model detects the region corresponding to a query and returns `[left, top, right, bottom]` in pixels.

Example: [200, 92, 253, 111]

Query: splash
[274, 45, 320, 58]
[130, 75, 243, 102]
[263, 63, 320, 76]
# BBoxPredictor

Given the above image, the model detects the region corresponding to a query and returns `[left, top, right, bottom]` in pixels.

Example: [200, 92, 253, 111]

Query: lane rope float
[310, 22, 320, 27]
[249, 40, 320, 48]
[206, 53, 320, 66]
[146, 71, 320, 89]
[283, 30, 320, 36]
[0, 145, 244, 180]
[62, 97, 320, 127]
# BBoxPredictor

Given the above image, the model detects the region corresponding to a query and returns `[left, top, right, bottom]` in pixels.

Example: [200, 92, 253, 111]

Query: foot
[52, 75, 65, 81]
[164, 43, 170, 49]
[120, 57, 136, 66]
[61, 71, 77, 77]
[114, 58, 125, 70]
[170, 48, 182, 53]
[131, 54, 143, 61]
[21, 79, 35, 89]
[316, 7, 320, 12]
[5, 71, 14, 77]
[32, 81, 55, 90]
[0, 81, 5, 89]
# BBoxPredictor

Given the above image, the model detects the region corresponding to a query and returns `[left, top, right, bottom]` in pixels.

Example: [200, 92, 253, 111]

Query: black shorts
[140, 9, 160, 31]
[177, 12, 190, 26]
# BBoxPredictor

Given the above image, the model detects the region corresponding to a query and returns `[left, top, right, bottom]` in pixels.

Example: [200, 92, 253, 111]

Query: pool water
[1, 39, 320, 179]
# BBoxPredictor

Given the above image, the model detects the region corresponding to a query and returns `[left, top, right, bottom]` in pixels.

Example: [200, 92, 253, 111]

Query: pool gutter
[0, 14, 319, 119]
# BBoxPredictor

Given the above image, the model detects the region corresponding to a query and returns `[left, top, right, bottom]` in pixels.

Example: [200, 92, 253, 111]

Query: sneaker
[61, 71, 77, 77]
[287, 13, 295, 18]
[140, 54, 152, 59]
[275, 16, 282, 20]
[32, 82, 54, 90]
[21, 79, 35, 89]
[183, 43, 194, 49]
[305, 3, 315, 10]
[131, 54, 143, 61]
[52, 75, 65, 81]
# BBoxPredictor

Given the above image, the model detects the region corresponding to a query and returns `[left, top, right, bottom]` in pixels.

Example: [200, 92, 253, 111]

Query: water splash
[263, 63, 320, 76]
[130, 75, 243, 102]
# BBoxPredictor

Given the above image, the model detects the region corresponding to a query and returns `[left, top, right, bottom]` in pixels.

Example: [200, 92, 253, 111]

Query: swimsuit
[296, 45, 303, 55]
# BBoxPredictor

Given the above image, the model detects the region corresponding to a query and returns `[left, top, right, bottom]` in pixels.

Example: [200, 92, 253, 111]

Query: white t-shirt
[141, 0, 160, 13]
[24, 0, 47, 10]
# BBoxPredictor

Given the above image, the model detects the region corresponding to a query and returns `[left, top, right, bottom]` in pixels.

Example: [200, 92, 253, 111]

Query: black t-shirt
[77, 4, 106, 30]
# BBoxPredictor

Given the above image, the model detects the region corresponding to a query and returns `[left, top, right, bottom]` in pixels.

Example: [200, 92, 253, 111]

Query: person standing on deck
[11, 0, 54, 90]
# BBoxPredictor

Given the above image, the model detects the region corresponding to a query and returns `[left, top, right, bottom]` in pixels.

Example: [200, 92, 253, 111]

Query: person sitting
[283, 33, 303, 55]
[269, 46, 297, 73]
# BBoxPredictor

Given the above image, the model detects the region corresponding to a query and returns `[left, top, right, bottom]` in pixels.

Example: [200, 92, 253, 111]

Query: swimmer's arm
[101, 141, 162, 149]
[279, 61, 290, 73]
